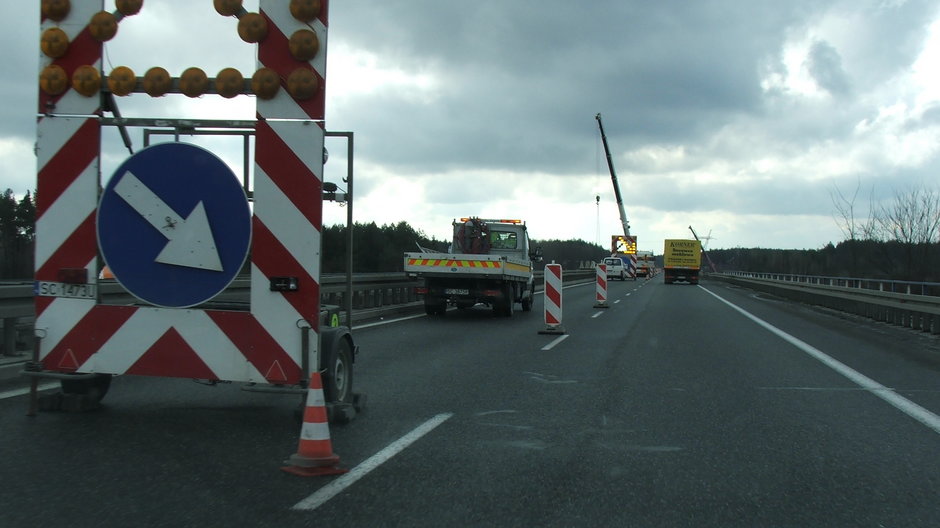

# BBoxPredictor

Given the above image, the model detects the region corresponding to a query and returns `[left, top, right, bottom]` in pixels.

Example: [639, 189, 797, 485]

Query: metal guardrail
[0, 269, 595, 356]
[721, 271, 940, 297]
[711, 272, 940, 334]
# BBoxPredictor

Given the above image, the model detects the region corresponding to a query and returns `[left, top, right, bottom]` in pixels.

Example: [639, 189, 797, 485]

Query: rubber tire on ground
[501, 284, 514, 317]
[60, 373, 112, 403]
[521, 284, 534, 312]
[323, 337, 354, 404]
[424, 299, 446, 316]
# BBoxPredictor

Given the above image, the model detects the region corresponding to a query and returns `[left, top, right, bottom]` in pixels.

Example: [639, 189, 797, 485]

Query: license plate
[35, 281, 97, 300]
[444, 288, 469, 295]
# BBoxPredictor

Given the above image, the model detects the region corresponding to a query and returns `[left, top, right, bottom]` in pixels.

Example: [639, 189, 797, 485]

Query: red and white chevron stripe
[257, 0, 328, 121]
[36, 0, 330, 385]
[543, 264, 563, 328]
[595, 264, 608, 304]
[250, 0, 329, 372]
[35, 1, 102, 362]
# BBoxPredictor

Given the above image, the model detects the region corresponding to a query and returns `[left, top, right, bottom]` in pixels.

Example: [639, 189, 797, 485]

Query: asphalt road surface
[2, 277, 939, 527]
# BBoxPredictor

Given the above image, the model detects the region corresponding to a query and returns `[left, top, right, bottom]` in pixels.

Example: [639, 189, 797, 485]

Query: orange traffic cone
[281, 371, 349, 477]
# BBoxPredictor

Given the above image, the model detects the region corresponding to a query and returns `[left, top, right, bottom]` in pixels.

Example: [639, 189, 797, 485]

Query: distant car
[603, 257, 627, 280]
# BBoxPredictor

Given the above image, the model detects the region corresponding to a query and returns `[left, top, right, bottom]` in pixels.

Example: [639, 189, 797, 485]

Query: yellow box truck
[663, 239, 702, 285]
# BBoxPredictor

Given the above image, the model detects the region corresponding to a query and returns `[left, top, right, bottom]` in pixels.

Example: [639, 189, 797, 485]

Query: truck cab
[635, 250, 654, 277]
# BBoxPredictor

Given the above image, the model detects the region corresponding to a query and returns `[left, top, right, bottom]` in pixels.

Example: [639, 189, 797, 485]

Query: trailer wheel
[60, 373, 112, 403]
[323, 337, 354, 404]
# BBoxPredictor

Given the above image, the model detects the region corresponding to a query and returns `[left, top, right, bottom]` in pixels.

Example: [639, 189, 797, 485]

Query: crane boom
[595, 113, 631, 238]
[689, 225, 718, 273]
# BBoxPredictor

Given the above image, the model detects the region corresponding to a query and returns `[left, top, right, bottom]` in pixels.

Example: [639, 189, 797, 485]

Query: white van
[603, 256, 628, 280]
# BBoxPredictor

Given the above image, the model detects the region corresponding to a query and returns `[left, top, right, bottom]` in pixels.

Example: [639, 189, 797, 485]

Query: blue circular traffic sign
[97, 142, 251, 308]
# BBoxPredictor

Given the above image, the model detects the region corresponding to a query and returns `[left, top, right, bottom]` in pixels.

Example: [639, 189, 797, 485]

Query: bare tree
[830, 179, 861, 241]
[877, 185, 940, 243]
[830, 178, 879, 241]
[876, 184, 940, 279]
[830, 178, 881, 275]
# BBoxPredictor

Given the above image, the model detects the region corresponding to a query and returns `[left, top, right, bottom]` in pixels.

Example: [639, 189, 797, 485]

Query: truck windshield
[489, 231, 518, 250]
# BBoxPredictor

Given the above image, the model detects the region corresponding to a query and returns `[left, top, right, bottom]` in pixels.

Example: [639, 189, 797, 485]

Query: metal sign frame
[34, 0, 329, 385]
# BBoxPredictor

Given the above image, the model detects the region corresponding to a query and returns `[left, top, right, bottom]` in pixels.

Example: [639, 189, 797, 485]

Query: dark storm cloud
[2, 15, 38, 138]
[805, 40, 851, 96]
[329, 1, 823, 175]
[5, 0, 940, 249]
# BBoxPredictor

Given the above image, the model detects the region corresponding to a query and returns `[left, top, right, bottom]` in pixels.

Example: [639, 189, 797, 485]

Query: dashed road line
[540, 334, 570, 350]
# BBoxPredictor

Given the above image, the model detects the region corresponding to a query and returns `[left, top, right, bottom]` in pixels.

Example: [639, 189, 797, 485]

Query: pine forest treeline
[320, 222, 609, 273]
[0, 189, 35, 279]
[4, 181, 940, 282]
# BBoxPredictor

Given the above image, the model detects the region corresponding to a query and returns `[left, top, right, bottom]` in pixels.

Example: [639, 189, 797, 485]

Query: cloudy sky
[6, 1, 940, 251]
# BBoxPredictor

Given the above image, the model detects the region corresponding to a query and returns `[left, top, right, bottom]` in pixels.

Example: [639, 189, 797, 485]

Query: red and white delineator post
[594, 264, 609, 309]
[538, 263, 565, 335]
[33, 2, 346, 401]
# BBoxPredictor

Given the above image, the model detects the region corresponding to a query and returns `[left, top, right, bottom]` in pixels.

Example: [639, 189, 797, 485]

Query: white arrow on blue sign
[97, 142, 251, 308]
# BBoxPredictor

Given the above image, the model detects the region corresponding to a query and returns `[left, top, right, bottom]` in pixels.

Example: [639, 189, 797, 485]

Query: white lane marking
[292, 413, 454, 511]
[354, 312, 427, 329]
[592, 312, 604, 319]
[700, 286, 940, 435]
[475, 409, 518, 416]
[540, 334, 570, 351]
[561, 282, 592, 291]
[625, 293, 631, 297]
[0, 382, 60, 400]
[613, 299, 621, 304]
[526, 372, 577, 384]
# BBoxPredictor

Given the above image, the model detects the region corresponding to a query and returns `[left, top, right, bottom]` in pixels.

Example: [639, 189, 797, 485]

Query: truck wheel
[60, 373, 112, 403]
[521, 285, 533, 312]
[502, 284, 514, 317]
[323, 337, 354, 404]
[424, 298, 446, 316]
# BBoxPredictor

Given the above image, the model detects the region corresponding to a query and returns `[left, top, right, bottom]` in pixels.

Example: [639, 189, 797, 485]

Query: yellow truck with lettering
[663, 239, 702, 285]
[404, 218, 540, 317]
